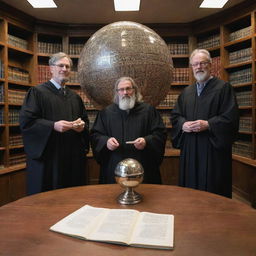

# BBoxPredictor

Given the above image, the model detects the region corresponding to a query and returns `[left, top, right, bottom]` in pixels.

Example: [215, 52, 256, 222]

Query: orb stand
[117, 186, 142, 205]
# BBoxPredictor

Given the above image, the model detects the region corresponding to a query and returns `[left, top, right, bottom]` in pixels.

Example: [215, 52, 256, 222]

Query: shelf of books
[221, 13, 255, 161]
[0, 20, 35, 171]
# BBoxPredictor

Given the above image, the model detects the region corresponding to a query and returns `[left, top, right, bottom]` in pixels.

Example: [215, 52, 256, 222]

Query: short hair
[113, 77, 143, 104]
[49, 52, 73, 67]
[190, 49, 212, 64]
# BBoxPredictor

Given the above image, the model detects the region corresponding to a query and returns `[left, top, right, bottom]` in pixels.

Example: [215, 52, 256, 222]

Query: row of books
[71, 88, 96, 109]
[37, 41, 62, 54]
[0, 60, 4, 78]
[0, 109, 3, 124]
[37, 65, 51, 83]
[232, 140, 253, 158]
[8, 109, 20, 124]
[160, 112, 172, 127]
[229, 47, 252, 64]
[8, 89, 26, 105]
[236, 90, 252, 106]
[69, 43, 84, 55]
[172, 68, 190, 83]
[8, 34, 28, 50]
[229, 67, 252, 86]
[69, 71, 79, 83]
[167, 43, 189, 55]
[211, 56, 221, 78]
[229, 26, 251, 42]
[197, 34, 220, 49]
[9, 153, 26, 166]
[0, 84, 4, 102]
[239, 117, 252, 132]
[158, 93, 179, 108]
[9, 134, 23, 146]
[8, 66, 30, 83]
[87, 111, 98, 129]
[165, 133, 173, 149]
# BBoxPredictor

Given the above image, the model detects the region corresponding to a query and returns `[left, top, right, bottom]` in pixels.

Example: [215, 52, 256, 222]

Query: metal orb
[78, 21, 173, 109]
[115, 158, 144, 205]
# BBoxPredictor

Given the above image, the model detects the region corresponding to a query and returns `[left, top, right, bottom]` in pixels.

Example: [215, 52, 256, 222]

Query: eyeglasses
[191, 61, 209, 67]
[116, 87, 134, 93]
[54, 64, 71, 69]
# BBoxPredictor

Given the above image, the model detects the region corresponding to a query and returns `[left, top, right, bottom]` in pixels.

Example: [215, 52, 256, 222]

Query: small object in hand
[72, 120, 85, 128]
[126, 140, 136, 144]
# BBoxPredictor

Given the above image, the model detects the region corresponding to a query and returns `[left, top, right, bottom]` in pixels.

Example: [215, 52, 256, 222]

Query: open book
[50, 205, 174, 250]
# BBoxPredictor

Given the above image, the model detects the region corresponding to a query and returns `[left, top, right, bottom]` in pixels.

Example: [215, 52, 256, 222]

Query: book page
[129, 212, 174, 249]
[88, 208, 139, 244]
[50, 205, 107, 239]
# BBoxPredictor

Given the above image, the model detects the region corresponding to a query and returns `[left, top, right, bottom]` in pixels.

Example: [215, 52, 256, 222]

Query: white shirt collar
[50, 78, 62, 90]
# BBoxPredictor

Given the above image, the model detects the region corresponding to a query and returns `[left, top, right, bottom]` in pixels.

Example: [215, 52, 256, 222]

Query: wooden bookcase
[0, 1, 255, 206]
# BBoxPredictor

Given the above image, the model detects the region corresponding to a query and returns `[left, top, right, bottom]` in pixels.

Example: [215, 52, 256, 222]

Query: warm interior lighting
[200, 0, 229, 8]
[27, 0, 57, 8]
[114, 0, 140, 11]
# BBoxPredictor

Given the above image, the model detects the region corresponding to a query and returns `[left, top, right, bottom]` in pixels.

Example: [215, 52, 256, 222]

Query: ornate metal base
[117, 188, 142, 205]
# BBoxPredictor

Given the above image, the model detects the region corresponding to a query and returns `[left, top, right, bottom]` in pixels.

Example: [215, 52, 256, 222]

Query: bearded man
[171, 49, 239, 198]
[90, 77, 167, 184]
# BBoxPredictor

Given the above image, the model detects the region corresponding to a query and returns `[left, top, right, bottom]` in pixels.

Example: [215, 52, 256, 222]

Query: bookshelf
[221, 14, 255, 160]
[0, 1, 255, 206]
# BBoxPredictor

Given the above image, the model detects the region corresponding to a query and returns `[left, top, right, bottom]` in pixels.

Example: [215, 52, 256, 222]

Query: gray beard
[119, 95, 136, 110]
[194, 71, 208, 82]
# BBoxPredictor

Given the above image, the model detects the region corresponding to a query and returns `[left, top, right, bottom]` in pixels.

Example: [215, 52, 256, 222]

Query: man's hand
[134, 137, 146, 150]
[182, 120, 209, 133]
[107, 137, 120, 151]
[54, 120, 73, 132]
[72, 118, 85, 132]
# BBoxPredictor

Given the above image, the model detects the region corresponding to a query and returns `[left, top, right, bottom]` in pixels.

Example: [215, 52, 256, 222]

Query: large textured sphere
[78, 21, 173, 109]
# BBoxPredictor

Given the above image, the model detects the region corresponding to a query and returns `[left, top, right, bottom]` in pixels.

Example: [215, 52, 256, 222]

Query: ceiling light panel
[27, 0, 57, 8]
[200, 0, 229, 8]
[114, 0, 140, 11]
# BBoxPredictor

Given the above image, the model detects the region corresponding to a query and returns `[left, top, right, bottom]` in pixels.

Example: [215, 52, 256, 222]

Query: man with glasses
[20, 52, 90, 195]
[91, 76, 167, 184]
[171, 49, 239, 198]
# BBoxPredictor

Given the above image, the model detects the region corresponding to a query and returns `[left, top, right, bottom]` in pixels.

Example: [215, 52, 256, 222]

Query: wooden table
[0, 184, 255, 256]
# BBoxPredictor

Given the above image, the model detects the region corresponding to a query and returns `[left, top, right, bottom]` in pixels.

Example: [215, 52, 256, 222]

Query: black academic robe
[90, 102, 167, 184]
[171, 77, 239, 198]
[19, 81, 90, 195]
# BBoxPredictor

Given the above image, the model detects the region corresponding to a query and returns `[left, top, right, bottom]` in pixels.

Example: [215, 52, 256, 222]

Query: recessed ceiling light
[200, 0, 229, 8]
[27, 0, 57, 8]
[114, 0, 140, 11]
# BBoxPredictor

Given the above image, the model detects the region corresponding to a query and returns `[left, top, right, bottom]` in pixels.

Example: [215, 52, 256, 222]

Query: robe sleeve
[208, 83, 239, 149]
[143, 106, 167, 165]
[170, 93, 186, 149]
[19, 87, 54, 159]
[90, 110, 110, 164]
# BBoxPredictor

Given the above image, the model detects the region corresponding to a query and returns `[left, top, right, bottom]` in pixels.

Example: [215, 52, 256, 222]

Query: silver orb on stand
[115, 158, 144, 205]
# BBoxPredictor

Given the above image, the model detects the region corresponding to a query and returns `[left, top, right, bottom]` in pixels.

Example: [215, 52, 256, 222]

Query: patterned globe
[78, 21, 173, 109]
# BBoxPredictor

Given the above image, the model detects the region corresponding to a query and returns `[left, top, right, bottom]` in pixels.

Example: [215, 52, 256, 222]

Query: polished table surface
[0, 184, 255, 256]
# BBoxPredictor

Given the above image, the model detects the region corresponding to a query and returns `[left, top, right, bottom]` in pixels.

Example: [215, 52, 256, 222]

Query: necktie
[59, 87, 66, 96]
[197, 83, 204, 96]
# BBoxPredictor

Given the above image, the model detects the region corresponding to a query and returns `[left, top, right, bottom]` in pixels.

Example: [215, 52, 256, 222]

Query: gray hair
[113, 77, 143, 104]
[49, 52, 73, 67]
[190, 49, 212, 64]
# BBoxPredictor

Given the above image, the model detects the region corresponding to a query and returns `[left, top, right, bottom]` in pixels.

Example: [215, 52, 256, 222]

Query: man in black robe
[171, 49, 239, 198]
[90, 77, 166, 184]
[20, 52, 89, 195]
